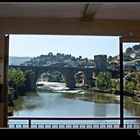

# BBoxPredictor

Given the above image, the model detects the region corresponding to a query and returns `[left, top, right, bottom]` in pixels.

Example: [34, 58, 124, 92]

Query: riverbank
[93, 87, 136, 97]
[77, 83, 138, 98]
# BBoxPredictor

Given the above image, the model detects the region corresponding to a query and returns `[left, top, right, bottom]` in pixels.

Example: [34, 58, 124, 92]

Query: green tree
[9, 68, 26, 98]
[124, 72, 140, 88]
[43, 71, 65, 82]
[108, 56, 113, 62]
[48, 52, 53, 57]
[95, 72, 112, 90]
[125, 47, 133, 55]
[132, 44, 140, 51]
[124, 79, 135, 94]
[112, 79, 120, 94]
[79, 60, 85, 67]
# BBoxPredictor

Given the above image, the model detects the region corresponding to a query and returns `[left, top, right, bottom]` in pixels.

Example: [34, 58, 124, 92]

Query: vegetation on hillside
[21, 52, 93, 68]
[95, 72, 112, 91]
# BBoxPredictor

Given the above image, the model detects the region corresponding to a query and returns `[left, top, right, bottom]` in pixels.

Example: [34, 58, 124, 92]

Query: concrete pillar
[0, 34, 9, 127]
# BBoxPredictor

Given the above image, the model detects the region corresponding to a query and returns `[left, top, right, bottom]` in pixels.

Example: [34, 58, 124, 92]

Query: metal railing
[8, 117, 140, 129]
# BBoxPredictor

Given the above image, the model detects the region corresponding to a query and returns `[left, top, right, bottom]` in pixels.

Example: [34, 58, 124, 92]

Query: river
[8, 82, 140, 126]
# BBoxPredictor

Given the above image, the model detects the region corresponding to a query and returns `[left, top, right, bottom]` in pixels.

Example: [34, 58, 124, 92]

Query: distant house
[123, 61, 136, 72]
[135, 51, 140, 59]
[123, 54, 131, 61]
[108, 61, 119, 71]
[135, 61, 140, 71]
[64, 60, 78, 67]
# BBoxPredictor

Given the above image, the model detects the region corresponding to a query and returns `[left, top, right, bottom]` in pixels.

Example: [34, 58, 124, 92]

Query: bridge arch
[9, 66, 99, 90]
[74, 71, 85, 85]
[75, 70, 95, 87]
[34, 67, 77, 89]
[37, 70, 65, 83]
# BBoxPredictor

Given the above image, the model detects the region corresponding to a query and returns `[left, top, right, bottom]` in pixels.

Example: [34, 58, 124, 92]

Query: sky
[9, 34, 139, 59]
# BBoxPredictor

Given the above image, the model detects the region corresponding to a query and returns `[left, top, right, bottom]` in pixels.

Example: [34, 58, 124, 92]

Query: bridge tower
[94, 55, 107, 72]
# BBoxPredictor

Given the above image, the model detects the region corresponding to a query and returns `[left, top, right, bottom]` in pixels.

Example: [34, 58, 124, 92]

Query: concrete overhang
[0, 2, 140, 36]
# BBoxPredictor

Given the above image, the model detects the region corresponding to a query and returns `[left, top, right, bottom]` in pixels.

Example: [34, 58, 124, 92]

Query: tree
[95, 72, 112, 90]
[108, 56, 113, 62]
[132, 44, 140, 51]
[112, 79, 120, 94]
[124, 72, 140, 89]
[79, 60, 85, 67]
[42, 71, 65, 82]
[124, 80, 135, 94]
[125, 47, 133, 55]
[48, 52, 53, 57]
[78, 56, 82, 61]
[9, 68, 26, 98]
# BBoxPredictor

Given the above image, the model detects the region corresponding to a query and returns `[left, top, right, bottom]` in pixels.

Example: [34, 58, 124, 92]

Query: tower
[94, 55, 107, 72]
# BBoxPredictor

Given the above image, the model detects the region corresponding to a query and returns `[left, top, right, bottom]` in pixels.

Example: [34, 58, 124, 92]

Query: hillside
[123, 44, 140, 61]
[108, 44, 140, 63]
[20, 52, 94, 68]
[9, 56, 32, 66]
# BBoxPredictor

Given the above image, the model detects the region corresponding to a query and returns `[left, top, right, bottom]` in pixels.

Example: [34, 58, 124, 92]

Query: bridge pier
[83, 71, 95, 87]
[65, 79, 76, 89]
[63, 68, 76, 89]
[26, 73, 37, 92]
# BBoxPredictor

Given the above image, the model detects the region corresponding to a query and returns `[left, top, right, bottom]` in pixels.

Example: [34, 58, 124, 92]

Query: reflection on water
[8, 82, 140, 118]
[62, 91, 119, 104]
[124, 96, 140, 116]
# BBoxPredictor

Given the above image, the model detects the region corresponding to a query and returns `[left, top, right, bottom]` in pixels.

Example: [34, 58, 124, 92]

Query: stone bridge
[9, 65, 100, 91]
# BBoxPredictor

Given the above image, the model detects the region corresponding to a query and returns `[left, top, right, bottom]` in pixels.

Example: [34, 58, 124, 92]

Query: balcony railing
[8, 117, 140, 128]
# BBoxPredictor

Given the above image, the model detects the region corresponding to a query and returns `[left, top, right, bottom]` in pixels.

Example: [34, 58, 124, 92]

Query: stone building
[94, 55, 107, 72]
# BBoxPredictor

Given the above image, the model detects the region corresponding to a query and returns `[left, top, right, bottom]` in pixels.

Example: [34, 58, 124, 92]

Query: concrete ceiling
[0, 2, 140, 36]
[0, 2, 140, 20]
